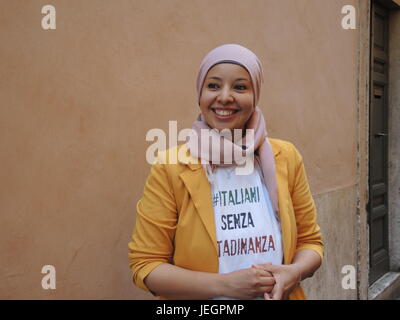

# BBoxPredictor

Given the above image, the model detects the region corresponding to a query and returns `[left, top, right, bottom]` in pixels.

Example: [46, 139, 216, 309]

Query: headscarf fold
[188, 44, 280, 220]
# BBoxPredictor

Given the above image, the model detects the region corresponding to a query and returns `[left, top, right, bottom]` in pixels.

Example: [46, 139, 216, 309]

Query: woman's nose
[217, 86, 234, 104]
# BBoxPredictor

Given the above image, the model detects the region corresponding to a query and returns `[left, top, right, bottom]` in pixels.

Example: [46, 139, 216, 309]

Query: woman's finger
[271, 283, 284, 300]
[256, 268, 275, 278]
[253, 264, 275, 278]
[258, 285, 274, 293]
[258, 276, 275, 286]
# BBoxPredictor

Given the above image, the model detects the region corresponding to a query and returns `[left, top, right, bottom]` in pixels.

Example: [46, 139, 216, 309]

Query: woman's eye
[235, 85, 247, 90]
[208, 83, 219, 89]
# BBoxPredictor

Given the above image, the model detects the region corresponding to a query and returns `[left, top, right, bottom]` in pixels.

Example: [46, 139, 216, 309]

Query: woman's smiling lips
[211, 107, 240, 120]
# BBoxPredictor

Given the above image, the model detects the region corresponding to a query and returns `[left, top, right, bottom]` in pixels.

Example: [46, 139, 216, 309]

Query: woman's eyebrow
[235, 78, 250, 82]
[207, 76, 250, 81]
[208, 76, 222, 81]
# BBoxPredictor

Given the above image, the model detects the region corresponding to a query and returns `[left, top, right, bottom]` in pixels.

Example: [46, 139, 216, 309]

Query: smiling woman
[199, 63, 254, 133]
[128, 44, 324, 300]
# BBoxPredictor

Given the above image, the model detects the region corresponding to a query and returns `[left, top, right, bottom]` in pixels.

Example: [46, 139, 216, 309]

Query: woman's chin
[210, 123, 235, 132]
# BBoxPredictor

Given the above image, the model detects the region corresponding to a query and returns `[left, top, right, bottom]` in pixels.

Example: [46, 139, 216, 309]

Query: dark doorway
[368, 0, 390, 285]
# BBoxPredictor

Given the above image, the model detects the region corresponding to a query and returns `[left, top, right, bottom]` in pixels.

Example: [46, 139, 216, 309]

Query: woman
[128, 44, 323, 300]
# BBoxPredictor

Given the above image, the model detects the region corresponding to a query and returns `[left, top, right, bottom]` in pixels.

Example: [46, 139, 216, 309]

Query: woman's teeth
[214, 109, 236, 116]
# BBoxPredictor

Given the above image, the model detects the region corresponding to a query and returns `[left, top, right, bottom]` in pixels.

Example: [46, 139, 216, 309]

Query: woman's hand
[252, 263, 301, 300]
[220, 266, 276, 299]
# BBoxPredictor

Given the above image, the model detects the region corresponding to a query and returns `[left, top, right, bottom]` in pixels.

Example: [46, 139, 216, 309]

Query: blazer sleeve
[128, 161, 178, 293]
[290, 144, 324, 261]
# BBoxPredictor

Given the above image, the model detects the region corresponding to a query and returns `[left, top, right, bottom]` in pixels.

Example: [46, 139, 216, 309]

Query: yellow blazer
[128, 138, 324, 300]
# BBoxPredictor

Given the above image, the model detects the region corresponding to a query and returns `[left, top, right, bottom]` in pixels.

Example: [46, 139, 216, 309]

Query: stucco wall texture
[0, 0, 358, 299]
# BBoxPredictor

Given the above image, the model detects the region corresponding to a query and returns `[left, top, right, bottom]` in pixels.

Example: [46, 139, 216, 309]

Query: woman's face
[199, 63, 254, 133]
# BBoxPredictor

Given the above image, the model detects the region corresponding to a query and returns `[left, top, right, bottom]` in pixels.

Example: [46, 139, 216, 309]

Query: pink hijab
[188, 44, 279, 219]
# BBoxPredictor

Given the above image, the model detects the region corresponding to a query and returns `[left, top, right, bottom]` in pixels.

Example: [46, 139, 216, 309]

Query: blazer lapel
[274, 156, 293, 265]
[270, 139, 294, 264]
[178, 146, 218, 254]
